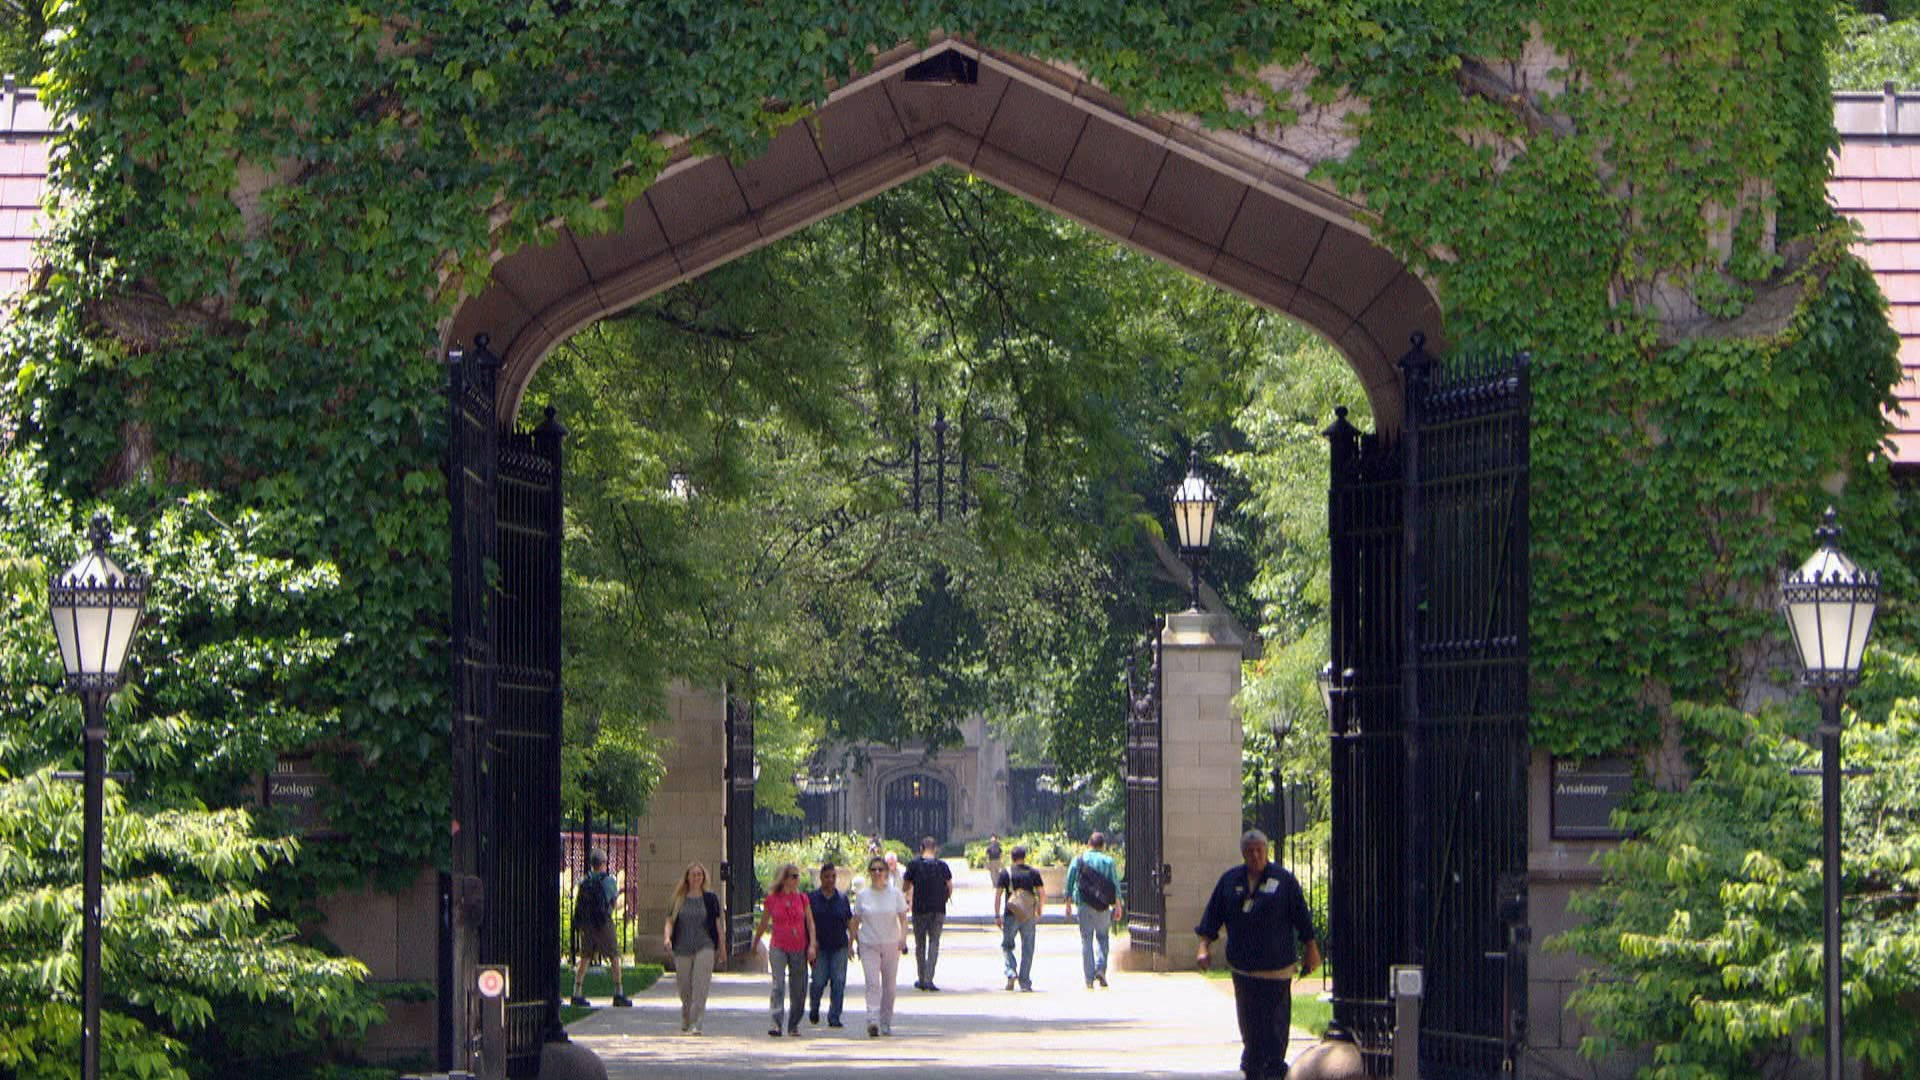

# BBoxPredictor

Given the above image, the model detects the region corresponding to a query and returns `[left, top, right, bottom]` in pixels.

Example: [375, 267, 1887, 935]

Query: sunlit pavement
[568, 860, 1318, 1078]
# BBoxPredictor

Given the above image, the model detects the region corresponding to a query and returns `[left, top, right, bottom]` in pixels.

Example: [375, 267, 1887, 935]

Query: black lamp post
[1779, 507, 1879, 1080]
[48, 513, 148, 1080]
[1171, 450, 1219, 610]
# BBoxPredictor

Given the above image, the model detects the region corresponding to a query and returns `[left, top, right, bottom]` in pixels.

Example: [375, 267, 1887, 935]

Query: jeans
[858, 940, 901, 1030]
[912, 912, 945, 985]
[809, 946, 848, 1023]
[1230, 973, 1294, 1079]
[673, 946, 715, 1030]
[1077, 904, 1113, 982]
[768, 946, 807, 1032]
[1000, 917, 1037, 987]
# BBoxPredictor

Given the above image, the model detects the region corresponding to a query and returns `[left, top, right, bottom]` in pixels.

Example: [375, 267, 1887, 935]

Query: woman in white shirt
[848, 855, 910, 1037]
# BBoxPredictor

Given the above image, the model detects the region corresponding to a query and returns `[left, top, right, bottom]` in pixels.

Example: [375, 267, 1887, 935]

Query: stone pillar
[1127, 609, 1245, 971]
[629, 681, 727, 963]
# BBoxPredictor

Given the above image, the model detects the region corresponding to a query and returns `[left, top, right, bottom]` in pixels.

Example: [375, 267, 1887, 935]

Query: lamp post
[47, 513, 149, 1080]
[1170, 450, 1218, 610]
[1779, 507, 1879, 1080]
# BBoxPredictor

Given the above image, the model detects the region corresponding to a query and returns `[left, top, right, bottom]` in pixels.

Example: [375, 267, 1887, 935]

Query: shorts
[577, 919, 619, 962]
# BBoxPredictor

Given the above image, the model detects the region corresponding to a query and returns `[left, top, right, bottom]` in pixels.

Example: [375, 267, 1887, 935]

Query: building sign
[264, 756, 338, 836]
[1550, 755, 1634, 840]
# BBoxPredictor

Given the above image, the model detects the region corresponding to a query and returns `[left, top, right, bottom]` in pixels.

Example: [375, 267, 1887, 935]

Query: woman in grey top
[661, 863, 726, 1034]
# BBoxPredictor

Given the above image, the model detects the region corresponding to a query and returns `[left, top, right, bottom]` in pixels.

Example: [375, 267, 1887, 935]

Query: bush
[754, 832, 902, 894]
[962, 831, 1080, 868]
[1551, 667, 1920, 1079]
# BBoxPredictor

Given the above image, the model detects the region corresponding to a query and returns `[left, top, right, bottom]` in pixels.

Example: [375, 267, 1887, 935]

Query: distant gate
[722, 687, 757, 967]
[883, 773, 950, 844]
[1122, 618, 1167, 955]
[1326, 335, 1530, 1078]
[446, 336, 568, 1077]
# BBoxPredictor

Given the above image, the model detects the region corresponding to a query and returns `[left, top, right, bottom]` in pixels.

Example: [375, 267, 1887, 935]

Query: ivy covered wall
[0, 2, 1901, 891]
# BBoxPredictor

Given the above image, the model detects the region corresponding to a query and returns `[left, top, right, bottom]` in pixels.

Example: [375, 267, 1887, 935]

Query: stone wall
[314, 866, 442, 1063]
[628, 681, 727, 963]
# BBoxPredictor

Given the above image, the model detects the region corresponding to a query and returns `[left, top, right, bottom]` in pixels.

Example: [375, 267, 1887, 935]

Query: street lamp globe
[1781, 507, 1879, 689]
[1171, 450, 1219, 610]
[49, 514, 149, 696]
[1170, 450, 1218, 553]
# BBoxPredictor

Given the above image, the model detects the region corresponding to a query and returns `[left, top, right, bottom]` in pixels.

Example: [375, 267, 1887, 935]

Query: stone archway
[446, 39, 1440, 428]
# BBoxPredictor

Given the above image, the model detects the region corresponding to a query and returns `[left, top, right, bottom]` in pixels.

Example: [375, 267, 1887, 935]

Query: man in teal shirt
[1063, 832, 1122, 988]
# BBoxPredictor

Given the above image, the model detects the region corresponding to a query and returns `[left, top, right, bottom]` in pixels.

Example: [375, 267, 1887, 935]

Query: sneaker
[691, 1025, 702, 1036]
[1005, 977, 1017, 991]
[809, 1008, 819, 1024]
[1020, 982, 1034, 992]
[611, 995, 632, 1007]
[881, 1025, 893, 1036]
[913, 980, 926, 991]
[925, 983, 940, 992]
[769, 1027, 782, 1037]
[569, 995, 590, 1007]
[1095, 974, 1108, 987]
[828, 1020, 844, 1028]
[1086, 979, 1095, 989]
[868, 1023, 880, 1038]
[788, 1027, 802, 1037]
[681, 1023, 690, 1033]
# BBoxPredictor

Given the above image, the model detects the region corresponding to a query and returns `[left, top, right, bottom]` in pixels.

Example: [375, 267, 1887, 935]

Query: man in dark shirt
[806, 862, 854, 1027]
[994, 844, 1046, 991]
[901, 835, 953, 991]
[1196, 829, 1321, 1080]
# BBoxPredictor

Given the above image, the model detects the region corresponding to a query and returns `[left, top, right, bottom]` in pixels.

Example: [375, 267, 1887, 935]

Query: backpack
[574, 871, 611, 928]
[1077, 857, 1116, 912]
[1005, 869, 1039, 923]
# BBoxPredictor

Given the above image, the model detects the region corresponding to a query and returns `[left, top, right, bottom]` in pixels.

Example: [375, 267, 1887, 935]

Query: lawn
[558, 963, 664, 1025]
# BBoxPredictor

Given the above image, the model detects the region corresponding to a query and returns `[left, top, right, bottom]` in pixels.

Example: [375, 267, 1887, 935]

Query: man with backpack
[902, 835, 953, 991]
[1063, 831, 1122, 989]
[570, 848, 630, 1008]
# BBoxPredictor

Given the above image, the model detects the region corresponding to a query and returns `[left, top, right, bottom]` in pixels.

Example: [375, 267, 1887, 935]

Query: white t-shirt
[852, 883, 908, 946]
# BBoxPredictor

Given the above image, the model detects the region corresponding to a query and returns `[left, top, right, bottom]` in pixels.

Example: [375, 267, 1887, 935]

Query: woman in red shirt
[754, 862, 818, 1036]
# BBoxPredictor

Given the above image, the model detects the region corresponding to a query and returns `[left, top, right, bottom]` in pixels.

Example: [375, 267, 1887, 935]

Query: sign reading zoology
[263, 756, 339, 836]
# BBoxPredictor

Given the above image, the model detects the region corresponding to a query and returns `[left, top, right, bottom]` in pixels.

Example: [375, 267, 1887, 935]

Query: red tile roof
[0, 83, 1914, 464]
[1835, 88, 1920, 467]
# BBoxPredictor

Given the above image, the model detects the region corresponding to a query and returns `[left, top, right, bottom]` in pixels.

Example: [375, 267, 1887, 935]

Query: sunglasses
[783, 872, 799, 880]
[868, 865, 887, 873]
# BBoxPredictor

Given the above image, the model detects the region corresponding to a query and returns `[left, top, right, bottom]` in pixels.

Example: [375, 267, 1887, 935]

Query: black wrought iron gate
[446, 335, 567, 1077]
[1327, 335, 1530, 1078]
[722, 685, 758, 968]
[1123, 618, 1167, 955]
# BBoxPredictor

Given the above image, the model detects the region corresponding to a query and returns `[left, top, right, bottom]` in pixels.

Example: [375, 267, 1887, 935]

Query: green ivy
[0, 0, 1903, 967]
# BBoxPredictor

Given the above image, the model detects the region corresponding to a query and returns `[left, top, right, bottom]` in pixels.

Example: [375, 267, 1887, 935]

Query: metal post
[1187, 553, 1203, 611]
[81, 695, 105, 1080]
[1820, 689, 1844, 1080]
[1391, 964, 1423, 1080]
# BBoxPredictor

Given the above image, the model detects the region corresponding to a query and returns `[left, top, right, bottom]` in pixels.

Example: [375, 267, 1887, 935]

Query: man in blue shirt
[1063, 831, 1123, 988]
[806, 862, 854, 1027]
[1196, 830, 1320, 1080]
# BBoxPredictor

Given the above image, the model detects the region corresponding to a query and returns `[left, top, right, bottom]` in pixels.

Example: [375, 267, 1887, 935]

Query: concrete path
[569, 859, 1318, 1078]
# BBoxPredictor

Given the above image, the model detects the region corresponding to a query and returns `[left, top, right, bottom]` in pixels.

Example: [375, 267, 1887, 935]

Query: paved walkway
[569, 860, 1317, 1078]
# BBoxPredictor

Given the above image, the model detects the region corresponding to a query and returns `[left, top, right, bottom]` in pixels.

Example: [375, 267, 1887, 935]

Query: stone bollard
[538, 1040, 608, 1080]
[1287, 1032, 1368, 1080]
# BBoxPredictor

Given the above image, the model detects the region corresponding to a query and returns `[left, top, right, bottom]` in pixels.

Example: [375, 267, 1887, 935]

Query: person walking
[570, 849, 630, 1008]
[807, 862, 854, 1028]
[1063, 831, 1122, 989]
[661, 863, 726, 1035]
[882, 849, 904, 890]
[848, 854, 910, 1037]
[983, 833, 1004, 886]
[1195, 830, 1321, 1080]
[902, 835, 953, 991]
[993, 844, 1045, 992]
[753, 862, 817, 1037]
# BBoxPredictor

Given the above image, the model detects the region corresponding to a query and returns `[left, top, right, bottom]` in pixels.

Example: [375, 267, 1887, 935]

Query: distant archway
[447, 39, 1440, 430]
